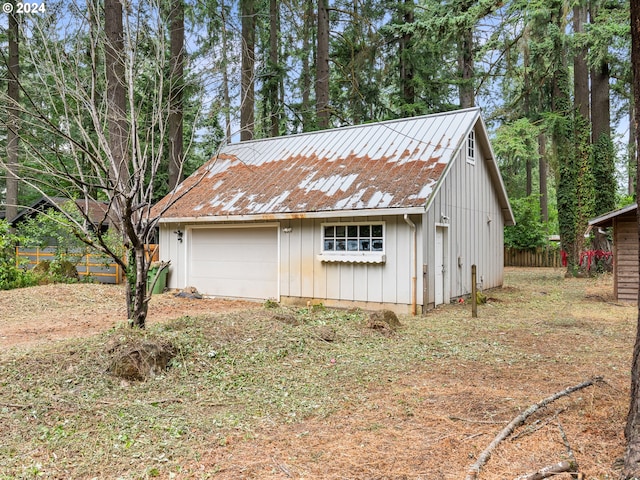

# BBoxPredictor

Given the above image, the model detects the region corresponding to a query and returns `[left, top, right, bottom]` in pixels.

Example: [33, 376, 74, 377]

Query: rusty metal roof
[156, 108, 510, 222]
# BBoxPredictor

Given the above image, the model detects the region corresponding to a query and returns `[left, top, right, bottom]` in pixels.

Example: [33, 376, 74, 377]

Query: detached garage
[154, 108, 514, 314]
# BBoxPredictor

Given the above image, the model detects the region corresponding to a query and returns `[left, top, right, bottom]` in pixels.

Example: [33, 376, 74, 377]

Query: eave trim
[158, 206, 426, 224]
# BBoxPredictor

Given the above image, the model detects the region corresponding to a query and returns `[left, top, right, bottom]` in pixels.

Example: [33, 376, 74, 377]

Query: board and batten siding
[423, 126, 505, 306]
[613, 214, 638, 302]
[279, 215, 422, 313]
[159, 223, 185, 289]
[161, 217, 422, 312]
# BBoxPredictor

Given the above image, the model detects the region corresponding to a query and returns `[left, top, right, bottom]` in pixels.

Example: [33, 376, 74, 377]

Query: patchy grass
[0, 268, 634, 479]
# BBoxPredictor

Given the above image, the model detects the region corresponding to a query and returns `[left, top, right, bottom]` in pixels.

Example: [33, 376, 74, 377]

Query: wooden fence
[16, 245, 159, 284]
[504, 247, 563, 268]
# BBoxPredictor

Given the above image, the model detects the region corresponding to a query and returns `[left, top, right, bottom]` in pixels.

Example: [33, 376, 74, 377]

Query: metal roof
[156, 108, 511, 222]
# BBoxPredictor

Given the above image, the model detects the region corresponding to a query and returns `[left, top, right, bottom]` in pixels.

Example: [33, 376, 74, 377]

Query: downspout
[404, 214, 417, 316]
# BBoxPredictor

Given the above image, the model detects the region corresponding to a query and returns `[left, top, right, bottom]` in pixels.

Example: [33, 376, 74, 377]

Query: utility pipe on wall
[404, 214, 417, 316]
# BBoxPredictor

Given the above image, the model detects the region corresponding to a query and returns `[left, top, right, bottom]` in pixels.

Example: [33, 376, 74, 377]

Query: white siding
[279, 215, 422, 312]
[159, 223, 186, 289]
[423, 126, 505, 305]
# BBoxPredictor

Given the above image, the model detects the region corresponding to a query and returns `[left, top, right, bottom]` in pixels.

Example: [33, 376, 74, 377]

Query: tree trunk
[590, 59, 610, 144]
[316, 0, 330, 128]
[221, 0, 232, 143]
[240, 0, 255, 141]
[168, 0, 184, 190]
[590, 0, 616, 218]
[268, 0, 280, 137]
[299, 0, 313, 131]
[104, 0, 129, 211]
[538, 134, 548, 223]
[458, 1, 474, 109]
[573, 3, 590, 121]
[399, 0, 415, 108]
[105, 0, 139, 325]
[128, 244, 150, 328]
[551, 4, 578, 274]
[6, 2, 19, 224]
[630, 101, 637, 196]
[624, 1, 640, 476]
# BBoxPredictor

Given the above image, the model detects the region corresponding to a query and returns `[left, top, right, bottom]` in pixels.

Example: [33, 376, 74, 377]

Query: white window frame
[466, 130, 476, 165]
[317, 221, 386, 263]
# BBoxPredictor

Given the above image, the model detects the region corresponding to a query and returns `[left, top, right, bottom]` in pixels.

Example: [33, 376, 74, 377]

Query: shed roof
[588, 203, 637, 228]
[11, 196, 111, 226]
[156, 108, 513, 224]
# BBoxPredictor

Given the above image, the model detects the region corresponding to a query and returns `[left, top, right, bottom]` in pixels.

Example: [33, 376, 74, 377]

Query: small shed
[10, 196, 112, 235]
[155, 108, 514, 314]
[589, 203, 638, 303]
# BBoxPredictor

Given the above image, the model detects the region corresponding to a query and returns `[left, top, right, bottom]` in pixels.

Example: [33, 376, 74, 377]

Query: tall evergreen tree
[457, 0, 475, 108]
[264, 0, 282, 137]
[316, 0, 330, 128]
[168, 0, 185, 190]
[399, 0, 415, 108]
[241, 0, 256, 140]
[589, 0, 617, 216]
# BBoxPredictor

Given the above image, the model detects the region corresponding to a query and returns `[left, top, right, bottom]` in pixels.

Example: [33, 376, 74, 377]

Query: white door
[188, 226, 278, 300]
[434, 226, 446, 305]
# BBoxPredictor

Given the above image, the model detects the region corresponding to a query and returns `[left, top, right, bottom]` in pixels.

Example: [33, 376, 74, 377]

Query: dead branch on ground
[511, 408, 567, 441]
[464, 376, 602, 480]
[513, 460, 577, 480]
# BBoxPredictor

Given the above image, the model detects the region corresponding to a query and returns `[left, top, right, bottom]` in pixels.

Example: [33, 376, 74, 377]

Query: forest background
[0, 0, 632, 317]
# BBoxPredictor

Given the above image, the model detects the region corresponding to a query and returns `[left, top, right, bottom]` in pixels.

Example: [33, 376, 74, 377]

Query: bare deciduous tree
[0, 0, 201, 328]
[5, 0, 20, 224]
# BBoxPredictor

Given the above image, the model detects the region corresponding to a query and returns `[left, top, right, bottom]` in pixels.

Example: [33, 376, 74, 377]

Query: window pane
[372, 239, 383, 251]
[347, 225, 358, 237]
[324, 226, 334, 237]
[336, 239, 346, 251]
[347, 240, 358, 251]
[359, 239, 370, 251]
[359, 225, 370, 237]
[324, 240, 334, 251]
[372, 225, 383, 237]
[335, 226, 346, 237]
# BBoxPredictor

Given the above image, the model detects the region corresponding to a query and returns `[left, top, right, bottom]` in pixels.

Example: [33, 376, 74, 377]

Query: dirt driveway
[0, 283, 256, 349]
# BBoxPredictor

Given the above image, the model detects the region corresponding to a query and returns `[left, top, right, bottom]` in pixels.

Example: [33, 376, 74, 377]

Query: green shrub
[504, 196, 548, 250]
[0, 220, 38, 290]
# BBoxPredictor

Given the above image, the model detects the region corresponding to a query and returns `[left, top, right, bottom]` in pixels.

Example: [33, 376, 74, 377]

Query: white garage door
[188, 226, 278, 300]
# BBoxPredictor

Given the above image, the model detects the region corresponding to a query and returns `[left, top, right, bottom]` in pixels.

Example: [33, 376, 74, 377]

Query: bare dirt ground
[0, 283, 256, 349]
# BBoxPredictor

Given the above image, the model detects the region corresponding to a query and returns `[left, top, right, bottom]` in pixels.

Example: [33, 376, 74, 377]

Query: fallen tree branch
[513, 460, 577, 480]
[557, 419, 577, 465]
[464, 376, 602, 480]
[511, 408, 567, 441]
